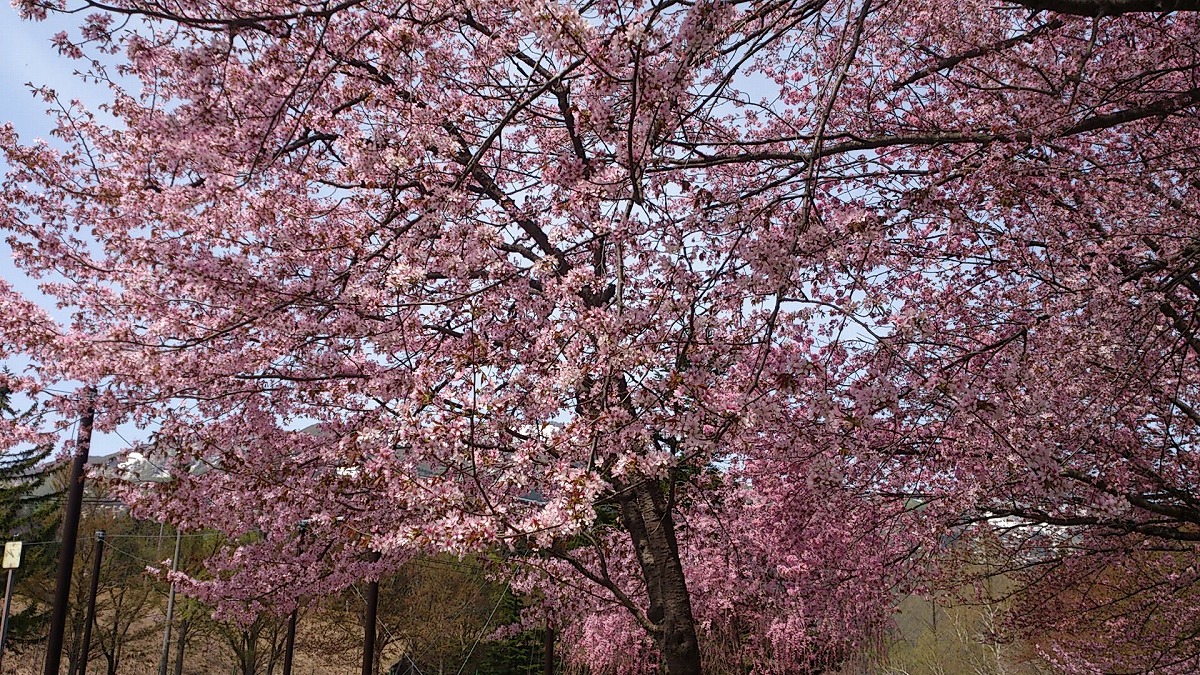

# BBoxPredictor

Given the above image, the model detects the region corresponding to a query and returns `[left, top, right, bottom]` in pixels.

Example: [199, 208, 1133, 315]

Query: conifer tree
[0, 380, 59, 647]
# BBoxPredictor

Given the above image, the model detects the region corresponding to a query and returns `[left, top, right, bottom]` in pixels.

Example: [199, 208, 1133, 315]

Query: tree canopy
[2, 0, 1199, 672]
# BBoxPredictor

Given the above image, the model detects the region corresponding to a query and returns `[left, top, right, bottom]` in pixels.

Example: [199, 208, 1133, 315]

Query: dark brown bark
[172, 619, 189, 675]
[241, 629, 258, 675]
[616, 479, 702, 675]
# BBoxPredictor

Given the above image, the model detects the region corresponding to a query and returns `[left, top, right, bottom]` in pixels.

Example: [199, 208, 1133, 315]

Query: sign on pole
[2, 542, 21, 570]
[0, 541, 20, 671]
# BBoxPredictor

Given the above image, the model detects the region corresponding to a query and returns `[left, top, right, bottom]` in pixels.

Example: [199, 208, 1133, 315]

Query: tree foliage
[2, 0, 1199, 672]
[0, 381, 58, 648]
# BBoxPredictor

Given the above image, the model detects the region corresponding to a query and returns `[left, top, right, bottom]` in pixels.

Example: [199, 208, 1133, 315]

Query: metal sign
[1, 543, 21, 570]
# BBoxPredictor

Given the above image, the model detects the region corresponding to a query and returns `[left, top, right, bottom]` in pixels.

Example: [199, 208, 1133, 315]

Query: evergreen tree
[0, 380, 60, 647]
[474, 591, 551, 675]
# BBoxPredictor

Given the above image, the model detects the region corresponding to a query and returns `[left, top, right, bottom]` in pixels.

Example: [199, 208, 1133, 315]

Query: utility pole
[158, 529, 183, 675]
[361, 552, 381, 675]
[79, 531, 106, 675]
[44, 393, 95, 675]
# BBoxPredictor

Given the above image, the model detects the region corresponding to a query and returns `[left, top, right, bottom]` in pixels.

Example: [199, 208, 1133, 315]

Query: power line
[454, 574, 513, 675]
[104, 532, 211, 540]
[103, 542, 169, 567]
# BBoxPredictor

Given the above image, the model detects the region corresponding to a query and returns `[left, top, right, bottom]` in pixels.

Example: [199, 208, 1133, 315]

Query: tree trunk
[266, 621, 284, 675]
[172, 619, 190, 675]
[242, 630, 258, 675]
[67, 604, 86, 675]
[616, 479, 702, 675]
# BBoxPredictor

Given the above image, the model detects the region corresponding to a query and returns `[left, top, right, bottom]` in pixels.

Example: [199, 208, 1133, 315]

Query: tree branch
[1008, 0, 1200, 15]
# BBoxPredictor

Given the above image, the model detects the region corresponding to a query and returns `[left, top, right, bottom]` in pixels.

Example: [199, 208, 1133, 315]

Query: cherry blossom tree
[846, 6, 1200, 672]
[2, 0, 1199, 672]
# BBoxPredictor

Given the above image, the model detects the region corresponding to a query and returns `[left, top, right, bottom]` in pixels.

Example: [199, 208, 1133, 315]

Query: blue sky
[1, 3, 102, 308]
[0, 5, 101, 142]
[2, 5, 147, 456]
